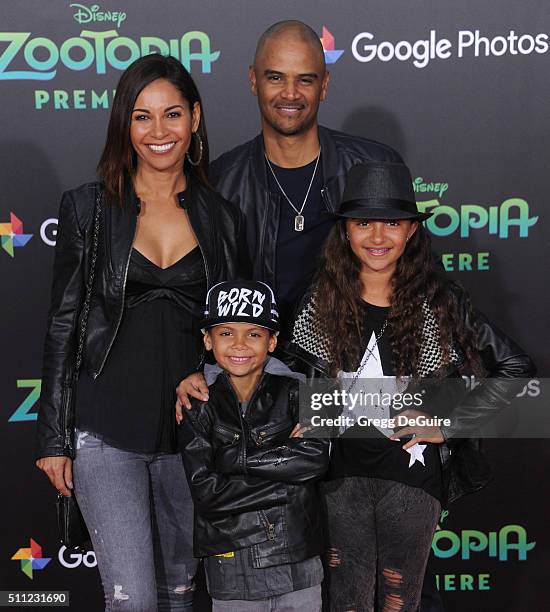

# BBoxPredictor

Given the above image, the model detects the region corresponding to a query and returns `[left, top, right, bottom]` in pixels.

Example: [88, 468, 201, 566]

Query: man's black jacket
[179, 360, 330, 567]
[36, 177, 249, 459]
[210, 126, 402, 289]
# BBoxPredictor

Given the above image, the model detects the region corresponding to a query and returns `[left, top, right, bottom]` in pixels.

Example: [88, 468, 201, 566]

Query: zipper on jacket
[224, 372, 266, 473]
[186, 194, 211, 290]
[61, 382, 73, 455]
[321, 187, 335, 212]
[94, 222, 137, 378]
[259, 510, 276, 541]
[213, 424, 241, 443]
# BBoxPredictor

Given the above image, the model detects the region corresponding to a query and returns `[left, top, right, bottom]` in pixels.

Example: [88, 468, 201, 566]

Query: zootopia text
[0, 30, 220, 79]
[418, 198, 537, 238]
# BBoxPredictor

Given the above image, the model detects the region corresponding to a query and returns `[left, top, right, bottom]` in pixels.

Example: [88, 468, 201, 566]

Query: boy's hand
[175, 372, 209, 423]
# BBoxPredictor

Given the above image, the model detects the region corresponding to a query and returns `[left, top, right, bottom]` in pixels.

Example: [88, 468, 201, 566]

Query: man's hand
[36, 456, 73, 497]
[390, 409, 444, 450]
[176, 372, 209, 423]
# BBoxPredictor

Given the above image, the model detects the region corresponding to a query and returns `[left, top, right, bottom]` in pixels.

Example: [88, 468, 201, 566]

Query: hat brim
[333, 206, 432, 221]
[200, 317, 279, 333]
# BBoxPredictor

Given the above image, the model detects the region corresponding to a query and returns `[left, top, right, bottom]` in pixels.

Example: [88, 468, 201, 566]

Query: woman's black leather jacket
[36, 177, 249, 459]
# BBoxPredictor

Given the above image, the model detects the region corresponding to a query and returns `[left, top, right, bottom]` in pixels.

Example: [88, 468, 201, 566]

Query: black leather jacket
[284, 284, 536, 505]
[36, 177, 249, 460]
[179, 360, 329, 565]
[210, 125, 402, 287]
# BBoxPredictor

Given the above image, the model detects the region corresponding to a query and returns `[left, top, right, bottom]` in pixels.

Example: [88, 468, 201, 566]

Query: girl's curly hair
[312, 219, 483, 377]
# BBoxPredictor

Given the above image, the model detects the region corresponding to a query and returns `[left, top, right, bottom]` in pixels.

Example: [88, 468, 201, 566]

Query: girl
[286, 161, 534, 611]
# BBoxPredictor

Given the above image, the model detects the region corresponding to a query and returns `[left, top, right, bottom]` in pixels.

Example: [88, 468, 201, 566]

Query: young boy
[179, 280, 329, 611]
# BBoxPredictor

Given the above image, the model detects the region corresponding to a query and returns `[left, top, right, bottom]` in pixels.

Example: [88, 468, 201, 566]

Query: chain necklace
[346, 319, 389, 396]
[265, 149, 321, 232]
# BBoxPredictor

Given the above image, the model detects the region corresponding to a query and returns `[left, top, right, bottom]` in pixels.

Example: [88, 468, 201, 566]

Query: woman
[286, 161, 535, 611]
[35, 54, 248, 610]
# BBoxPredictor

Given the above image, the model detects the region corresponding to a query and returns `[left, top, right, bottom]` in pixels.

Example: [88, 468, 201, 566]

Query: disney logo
[71, 3, 127, 29]
[413, 176, 449, 198]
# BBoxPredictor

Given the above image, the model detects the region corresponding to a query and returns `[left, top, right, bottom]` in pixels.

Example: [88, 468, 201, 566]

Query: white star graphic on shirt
[405, 443, 427, 467]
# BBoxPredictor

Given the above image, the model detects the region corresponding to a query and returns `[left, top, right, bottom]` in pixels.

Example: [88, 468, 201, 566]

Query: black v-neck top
[76, 246, 206, 453]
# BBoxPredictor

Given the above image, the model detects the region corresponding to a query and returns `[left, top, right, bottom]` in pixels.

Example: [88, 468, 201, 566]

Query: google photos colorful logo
[321, 26, 344, 64]
[0, 212, 33, 257]
[11, 538, 51, 579]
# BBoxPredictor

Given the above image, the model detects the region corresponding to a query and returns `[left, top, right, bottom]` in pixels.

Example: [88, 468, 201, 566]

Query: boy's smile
[204, 323, 278, 400]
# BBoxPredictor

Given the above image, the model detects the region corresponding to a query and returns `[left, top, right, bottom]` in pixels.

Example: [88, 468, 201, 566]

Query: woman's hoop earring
[186, 131, 203, 166]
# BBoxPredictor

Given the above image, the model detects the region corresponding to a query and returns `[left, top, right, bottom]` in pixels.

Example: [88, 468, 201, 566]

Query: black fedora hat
[335, 162, 432, 221]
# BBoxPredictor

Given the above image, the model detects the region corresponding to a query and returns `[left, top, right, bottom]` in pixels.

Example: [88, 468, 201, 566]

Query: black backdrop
[1, 1, 548, 610]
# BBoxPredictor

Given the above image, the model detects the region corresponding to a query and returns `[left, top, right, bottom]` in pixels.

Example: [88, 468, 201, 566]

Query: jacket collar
[204, 356, 305, 386]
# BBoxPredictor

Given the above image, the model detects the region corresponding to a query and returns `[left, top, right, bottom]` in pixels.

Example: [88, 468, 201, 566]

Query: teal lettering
[479, 574, 490, 590]
[105, 36, 140, 70]
[141, 37, 170, 56]
[34, 89, 50, 109]
[444, 575, 456, 591]
[24, 36, 58, 74]
[80, 29, 118, 74]
[0, 33, 48, 80]
[54, 89, 69, 109]
[478, 252, 489, 270]
[91, 89, 110, 108]
[460, 575, 474, 590]
[441, 253, 454, 271]
[432, 528, 461, 558]
[74, 89, 86, 108]
[180, 31, 220, 73]
[8, 379, 41, 422]
[60, 37, 95, 71]
[461, 530, 488, 560]
[499, 198, 538, 238]
[425, 204, 460, 237]
[458, 253, 473, 271]
[498, 525, 536, 560]
[461, 205, 488, 237]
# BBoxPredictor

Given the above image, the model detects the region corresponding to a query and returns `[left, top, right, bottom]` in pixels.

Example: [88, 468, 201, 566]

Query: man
[210, 20, 402, 338]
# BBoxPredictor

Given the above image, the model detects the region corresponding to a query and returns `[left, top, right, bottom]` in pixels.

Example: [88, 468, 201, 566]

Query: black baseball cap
[200, 280, 280, 333]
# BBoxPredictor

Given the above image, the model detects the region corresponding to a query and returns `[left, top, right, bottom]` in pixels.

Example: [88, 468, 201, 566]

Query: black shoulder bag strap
[73, 189, 102, 380]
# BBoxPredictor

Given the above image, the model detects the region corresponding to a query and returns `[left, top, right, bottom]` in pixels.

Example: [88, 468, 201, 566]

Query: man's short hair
[253, 20, 326, 68]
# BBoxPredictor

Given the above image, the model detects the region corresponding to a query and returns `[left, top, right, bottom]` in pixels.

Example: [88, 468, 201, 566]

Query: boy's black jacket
[179, 364, 330, 567]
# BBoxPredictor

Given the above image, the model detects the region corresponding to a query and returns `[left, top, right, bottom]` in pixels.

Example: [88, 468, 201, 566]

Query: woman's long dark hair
[97, 54, 209, 203]
[313, 219, 483, 377]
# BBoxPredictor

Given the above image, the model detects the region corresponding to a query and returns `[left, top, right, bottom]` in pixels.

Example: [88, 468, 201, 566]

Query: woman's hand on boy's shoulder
[176, 371, 209, 423]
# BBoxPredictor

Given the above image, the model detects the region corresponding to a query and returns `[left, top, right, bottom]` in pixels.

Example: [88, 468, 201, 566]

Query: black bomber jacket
[179, 358, 330, 565]
[36, 176, 249, 459]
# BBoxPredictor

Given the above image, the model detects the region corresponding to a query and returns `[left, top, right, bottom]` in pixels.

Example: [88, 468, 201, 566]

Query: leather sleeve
[239, 437, 330, 484]
[180, 405, 288, 519]
[35, 190, 86, 459]
[440, 286, 536, 440]
[216, 384, 330, 483]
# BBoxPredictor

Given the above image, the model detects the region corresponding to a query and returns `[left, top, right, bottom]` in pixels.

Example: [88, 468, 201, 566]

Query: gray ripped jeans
[323, 477, 441, 612]
[72, 431, 197, 611]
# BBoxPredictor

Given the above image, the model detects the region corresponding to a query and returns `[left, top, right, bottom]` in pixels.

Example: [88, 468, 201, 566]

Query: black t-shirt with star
[328, 301, 444, 502]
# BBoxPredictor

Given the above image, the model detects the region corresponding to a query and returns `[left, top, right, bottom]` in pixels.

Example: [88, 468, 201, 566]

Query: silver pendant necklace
[346, 319, 389, 395]
[265, 149, 321, 232]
